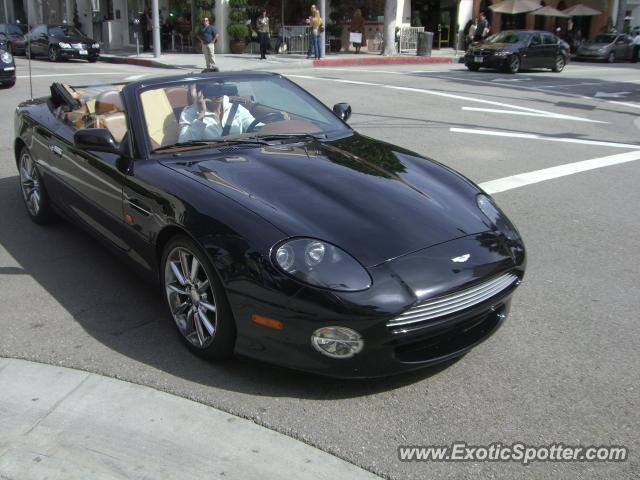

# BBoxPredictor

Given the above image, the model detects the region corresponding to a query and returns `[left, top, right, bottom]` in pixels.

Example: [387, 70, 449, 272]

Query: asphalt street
[1, 56, 639, 479]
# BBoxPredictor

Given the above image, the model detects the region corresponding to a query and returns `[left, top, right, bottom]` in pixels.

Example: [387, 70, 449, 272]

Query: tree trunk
[382, 0, 397, 56]
[615, 0, 627, 32]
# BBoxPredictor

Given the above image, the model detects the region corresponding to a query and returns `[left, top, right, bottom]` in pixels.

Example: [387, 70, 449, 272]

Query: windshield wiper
[153, 138, 270, 153]
[253, 133, 326, 142]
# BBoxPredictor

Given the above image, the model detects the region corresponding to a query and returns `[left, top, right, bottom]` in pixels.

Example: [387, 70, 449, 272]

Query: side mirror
[74, 128, 120, 154]
[333, 103, 352, 122]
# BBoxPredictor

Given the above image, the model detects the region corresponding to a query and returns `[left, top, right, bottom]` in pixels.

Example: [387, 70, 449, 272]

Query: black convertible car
[465, 30, 569, 73]
[14, 72, 526, 377]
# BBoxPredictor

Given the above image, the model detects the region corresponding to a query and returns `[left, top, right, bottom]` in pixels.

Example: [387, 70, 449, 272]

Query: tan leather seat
[102, 112, 128, 143]
[95, 90, 124, 115]
[140, 88, 180, 148]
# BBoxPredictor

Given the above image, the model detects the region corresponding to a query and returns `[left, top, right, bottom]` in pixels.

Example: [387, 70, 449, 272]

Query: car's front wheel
[88, 56, 98, 63]
[48, 46, 59, 62]
[552, 54, 565, 72]
[506, 55, 520, 74]
[18, 147, 55, 224]
[607, 51, 616, 63]
[161, 236, 236, 361]
[466, 64, 480, 71]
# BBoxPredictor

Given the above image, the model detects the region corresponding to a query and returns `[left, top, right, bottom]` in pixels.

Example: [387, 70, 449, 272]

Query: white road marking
[289, 73, 608, 124]
[594, 91, 631, 98]
[460, 107, 604, 122]
[16, 72, 130, 78]
[479, 150, 640, 194]
[450, 128, 640, 149]
[534, 82, 605, 88]
[608, 101, 640, 109]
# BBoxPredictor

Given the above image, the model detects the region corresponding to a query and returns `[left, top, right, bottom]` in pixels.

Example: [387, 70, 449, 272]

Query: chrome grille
[387, 273, 519, 328]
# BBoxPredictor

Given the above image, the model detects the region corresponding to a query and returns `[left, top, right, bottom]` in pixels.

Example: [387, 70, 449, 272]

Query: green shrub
[227, 23, 248, 40]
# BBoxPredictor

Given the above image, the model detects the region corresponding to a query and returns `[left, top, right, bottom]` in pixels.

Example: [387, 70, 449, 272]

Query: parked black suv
[26, 24, 100, 62]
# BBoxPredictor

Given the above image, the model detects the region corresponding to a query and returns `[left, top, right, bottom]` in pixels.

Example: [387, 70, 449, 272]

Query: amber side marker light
[251, 314, 284, 330]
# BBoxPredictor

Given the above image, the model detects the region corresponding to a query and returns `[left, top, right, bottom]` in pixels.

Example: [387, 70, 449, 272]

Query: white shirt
[178, 95, 258, 143]
[633, 35, 640, 46]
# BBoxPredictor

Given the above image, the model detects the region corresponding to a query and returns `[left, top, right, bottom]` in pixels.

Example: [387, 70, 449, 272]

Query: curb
[313, 56, 455, 67]
[99, 54, 198, 69]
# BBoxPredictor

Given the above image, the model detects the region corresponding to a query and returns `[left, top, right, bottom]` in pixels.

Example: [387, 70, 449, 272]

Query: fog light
[311, 326, 363, 359]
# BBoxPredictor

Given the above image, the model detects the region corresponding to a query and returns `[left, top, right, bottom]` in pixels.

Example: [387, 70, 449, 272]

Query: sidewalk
[0, 357, 380, 480]
[99, 47, 461, 71]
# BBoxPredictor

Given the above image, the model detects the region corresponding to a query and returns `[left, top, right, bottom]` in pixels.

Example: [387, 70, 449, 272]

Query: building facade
[0, 0, 633, 53]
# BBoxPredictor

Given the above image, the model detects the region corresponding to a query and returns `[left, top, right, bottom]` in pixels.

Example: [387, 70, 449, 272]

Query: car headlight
[1, 51, 13, 63]
[311, 326, 364, 358]
[92, 42, 100, 49]
[598, 47, 607, 53]
[272, 238, 371, 291]
[58, 41, 71, 48]
[477, 194, 520, 241]
[494, 50, 509, 56]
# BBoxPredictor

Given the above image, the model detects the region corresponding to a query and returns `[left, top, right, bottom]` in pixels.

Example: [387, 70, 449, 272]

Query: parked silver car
[576, 33, 633, 62]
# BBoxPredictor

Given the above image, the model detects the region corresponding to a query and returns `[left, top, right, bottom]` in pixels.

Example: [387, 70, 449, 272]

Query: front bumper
[0, 64, 15, 82]
[58, 47, 100, 59]
[464, 51, 511, 69]
[576, 51, 608, 60]
[229, 231, 526, 378]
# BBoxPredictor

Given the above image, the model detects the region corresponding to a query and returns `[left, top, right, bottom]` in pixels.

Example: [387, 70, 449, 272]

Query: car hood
[165, 134, 491, 267]
[57, 35, 94, 44]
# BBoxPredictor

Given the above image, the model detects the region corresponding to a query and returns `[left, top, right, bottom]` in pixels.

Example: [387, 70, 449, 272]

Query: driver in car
[178, 83, 259, 142]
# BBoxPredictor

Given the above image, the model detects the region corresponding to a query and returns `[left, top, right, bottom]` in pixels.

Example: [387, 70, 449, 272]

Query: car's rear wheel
[607, 51, 615, 63]
[161, 236, 236, 361]
[18, 148, 54, 224]
[506, 55, 520, 74]
[466, 64, 480, 71]
[48, 46, 59, 62]
[552, 54, 565, 72]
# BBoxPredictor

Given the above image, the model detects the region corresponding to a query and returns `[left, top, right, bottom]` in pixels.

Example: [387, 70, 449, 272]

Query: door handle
[49, 145, 62, 156]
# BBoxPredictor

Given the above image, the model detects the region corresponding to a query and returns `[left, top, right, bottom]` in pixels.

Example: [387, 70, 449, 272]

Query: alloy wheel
[607, 52, 615, 63]
[48, 46, 58, 62]
[19, 151, 41, 217]
[508, 56, 520, 74]
[164, 246, 217, 349]
[553, 55, 565, 72]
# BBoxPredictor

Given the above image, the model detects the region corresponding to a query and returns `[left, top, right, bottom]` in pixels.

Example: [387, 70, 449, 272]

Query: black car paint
[0, 23, 27, 54]
[14, 72, 526, 377]
[1, 39, 16, 87]
[465, 30, 568, 72]
[26, 24, 99, 61]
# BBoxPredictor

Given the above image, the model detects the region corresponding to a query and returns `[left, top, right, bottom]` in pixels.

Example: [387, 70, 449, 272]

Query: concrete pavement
[99, 48, 460, 71]
[0, 357, 380, 480]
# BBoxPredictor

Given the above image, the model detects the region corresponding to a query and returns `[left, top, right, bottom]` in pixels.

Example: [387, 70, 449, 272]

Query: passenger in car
[178, 83, 259, 142]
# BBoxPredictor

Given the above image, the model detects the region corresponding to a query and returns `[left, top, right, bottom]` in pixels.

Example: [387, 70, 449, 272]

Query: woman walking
[310, 9, 323, 59]
[257, 10, 270, 60]
[350, 9, 365, 54]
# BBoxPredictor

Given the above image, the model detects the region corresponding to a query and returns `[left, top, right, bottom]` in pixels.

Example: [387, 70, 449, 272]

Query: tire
[161, 235, 236, 361]
[552, 55, 565, 72]
[466, 64, 480, 71]
[88, 56, 97, 63]
[506, 55, 520, 74]
[4, 79, 16, 88]
[607, 51, 615, 63]
[48, 46, 59, 62]
[18, 147, 55, 224]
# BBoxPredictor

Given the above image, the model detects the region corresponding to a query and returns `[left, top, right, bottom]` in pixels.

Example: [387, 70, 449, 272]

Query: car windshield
[48, 25, 84, 37]
[591, 34, 616, 43]
[485, 32, 527, 43]
[8, 24, 27, 35]
[140, 76, 351, 152]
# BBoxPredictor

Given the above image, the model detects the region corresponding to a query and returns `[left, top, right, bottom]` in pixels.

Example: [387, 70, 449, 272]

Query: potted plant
[227, 0, 249, 53]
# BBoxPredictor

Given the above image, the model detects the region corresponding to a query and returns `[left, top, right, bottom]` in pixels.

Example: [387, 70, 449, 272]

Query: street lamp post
[152, 0, 160, 57]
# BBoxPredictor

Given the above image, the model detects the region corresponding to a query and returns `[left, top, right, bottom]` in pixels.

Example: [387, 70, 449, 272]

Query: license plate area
[79, 49, 88, 55]
[474, 56, 483, 63]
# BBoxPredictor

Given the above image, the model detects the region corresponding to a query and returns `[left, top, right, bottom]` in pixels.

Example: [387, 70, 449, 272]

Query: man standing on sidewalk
[632, 32, 640, 63]
[199, 17, 219, 70]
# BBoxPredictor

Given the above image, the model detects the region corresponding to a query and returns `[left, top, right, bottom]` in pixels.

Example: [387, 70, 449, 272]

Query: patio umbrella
[532, 6, 570, 17]
[489, 0, 542, 14]
[561, 4, 602, 16]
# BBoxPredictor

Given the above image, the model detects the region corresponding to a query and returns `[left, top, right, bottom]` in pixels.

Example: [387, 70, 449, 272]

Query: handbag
[349, 32, 362, 43]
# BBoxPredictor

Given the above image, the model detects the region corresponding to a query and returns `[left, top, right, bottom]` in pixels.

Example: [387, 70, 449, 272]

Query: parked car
[13, 72, 526, 378]
[26, 24, 100, 62]
[465, 30, 569, 73]
[0, 22, 28, 55]
[0, 39, 16, 87]
[576, 33, 633, 62]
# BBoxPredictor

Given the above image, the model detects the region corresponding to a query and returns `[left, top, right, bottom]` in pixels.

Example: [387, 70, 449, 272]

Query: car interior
[52, 81, 323, 151]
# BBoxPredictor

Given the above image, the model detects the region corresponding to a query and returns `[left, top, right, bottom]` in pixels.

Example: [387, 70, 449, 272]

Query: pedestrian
[463, 19, 474, 50]
[306, 4, 317, 58]
[350, 9, 365, 54]
[473, 12, 488, 43]
[310, 8, 323, 59]
[257, 10, 270, 60]
[632, 32, 640, 63]
[198, 17, 219, 70]
[140, 7, 152, 52]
